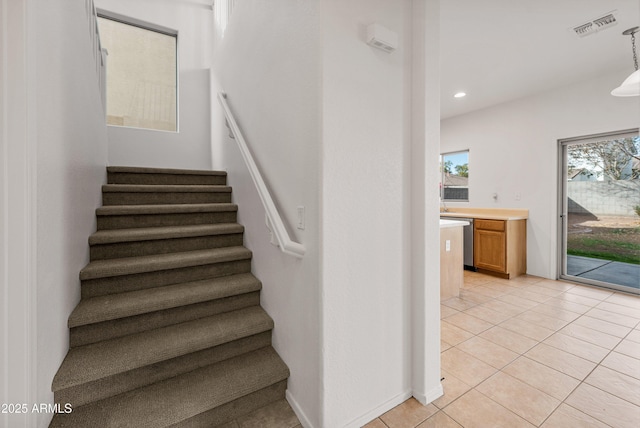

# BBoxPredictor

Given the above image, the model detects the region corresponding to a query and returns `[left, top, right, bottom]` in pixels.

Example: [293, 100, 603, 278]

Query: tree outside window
[440, 150, 469, 201]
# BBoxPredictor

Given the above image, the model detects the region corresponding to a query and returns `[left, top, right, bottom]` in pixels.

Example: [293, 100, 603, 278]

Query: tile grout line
[440, 381, 536, 427]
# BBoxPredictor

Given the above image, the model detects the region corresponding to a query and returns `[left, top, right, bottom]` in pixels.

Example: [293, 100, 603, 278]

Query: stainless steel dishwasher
[440, 217, 475, 270]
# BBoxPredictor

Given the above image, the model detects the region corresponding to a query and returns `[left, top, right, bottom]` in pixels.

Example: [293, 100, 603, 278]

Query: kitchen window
[440, 150, 469, 201]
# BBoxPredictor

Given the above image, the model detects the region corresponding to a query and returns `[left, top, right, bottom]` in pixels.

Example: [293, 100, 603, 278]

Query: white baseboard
[286, 389, 314, 428]
[286, 385, 443, 428]
[342, 390, 413, 428]
[413, 382, 444, 405]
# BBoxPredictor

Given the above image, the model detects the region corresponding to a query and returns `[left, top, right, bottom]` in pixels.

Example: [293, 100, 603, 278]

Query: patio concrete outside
[567, 255, 640, 290]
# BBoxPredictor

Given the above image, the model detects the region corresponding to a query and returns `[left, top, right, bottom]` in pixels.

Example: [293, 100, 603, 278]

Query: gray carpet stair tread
[80, 246, 252, 280]
[102, 184, 232, 193]
[69, 273, 261, 328]
[51, 166, 290, 425]
[89, 223, 244, 245]
[49, 347, 288, 428]
[234, 399, 301, 428]
[96, 203, 238, 216]
[107, 166, 227, 176]
[53, 306, 274, 390]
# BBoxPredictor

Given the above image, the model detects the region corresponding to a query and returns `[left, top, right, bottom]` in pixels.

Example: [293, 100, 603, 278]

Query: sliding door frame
[557, 128, 639, 294]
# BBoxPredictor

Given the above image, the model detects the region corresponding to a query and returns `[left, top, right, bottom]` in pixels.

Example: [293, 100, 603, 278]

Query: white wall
[213, 1, 443, 426]
[441, 70, 640, 279]
[411, 0, 443, 407]
[211, 1, 322, 427]
[35, 1, 110, 426]
[321, 1, 416, 426]
[95, 0, 214, 169]
[1, 1, 38, 427]
[1, 1, 109, 427]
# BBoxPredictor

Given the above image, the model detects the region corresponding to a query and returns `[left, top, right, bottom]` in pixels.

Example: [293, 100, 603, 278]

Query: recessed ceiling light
[454, 92, 466, 98]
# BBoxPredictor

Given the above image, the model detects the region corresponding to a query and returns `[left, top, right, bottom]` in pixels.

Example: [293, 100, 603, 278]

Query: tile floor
[364, 271, 640, 428]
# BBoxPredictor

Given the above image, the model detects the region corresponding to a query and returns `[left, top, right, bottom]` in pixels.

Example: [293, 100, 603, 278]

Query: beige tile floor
[364, 271, 640, 428]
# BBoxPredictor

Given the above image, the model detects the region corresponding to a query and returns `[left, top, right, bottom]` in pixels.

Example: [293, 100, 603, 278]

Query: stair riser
[82, 259, 252, 298]
[108, 172, 226, 186]
[97, 211, 238, 230]
[90, 233, 244, 260]
[56, 332, 273, 408]
[71, 292, 261, 347]
[174, 380, 287, 428]
[102, 192, 232, 206]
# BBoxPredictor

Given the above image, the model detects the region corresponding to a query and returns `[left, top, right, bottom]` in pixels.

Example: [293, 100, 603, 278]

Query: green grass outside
[567, 249, 640, 265]
[567, 234, 640, 265]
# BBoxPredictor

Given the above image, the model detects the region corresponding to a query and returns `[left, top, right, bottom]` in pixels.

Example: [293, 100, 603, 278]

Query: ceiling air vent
[572, 11, 618, 37]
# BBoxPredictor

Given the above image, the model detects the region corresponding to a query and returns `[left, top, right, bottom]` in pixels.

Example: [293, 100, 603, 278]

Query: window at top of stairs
[97, 15, 177, 132]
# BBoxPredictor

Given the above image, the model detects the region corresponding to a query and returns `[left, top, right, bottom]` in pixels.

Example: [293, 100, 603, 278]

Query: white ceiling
[440, 0, 640, 119]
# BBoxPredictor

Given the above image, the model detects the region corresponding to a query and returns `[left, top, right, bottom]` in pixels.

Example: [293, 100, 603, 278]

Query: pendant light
[611, 27, 640, 97]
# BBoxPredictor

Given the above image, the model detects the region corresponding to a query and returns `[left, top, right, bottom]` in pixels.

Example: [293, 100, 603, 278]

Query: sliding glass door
[559, 129, 640, 294]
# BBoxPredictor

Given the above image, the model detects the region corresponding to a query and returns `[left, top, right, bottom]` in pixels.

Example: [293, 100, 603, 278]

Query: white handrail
[217, 92, 305, 258]
[87, 0, 107, 111]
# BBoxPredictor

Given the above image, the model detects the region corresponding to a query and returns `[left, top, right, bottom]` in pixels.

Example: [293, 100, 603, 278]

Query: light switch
[445, 240, 451, 252]
[297, 206, 305, 230]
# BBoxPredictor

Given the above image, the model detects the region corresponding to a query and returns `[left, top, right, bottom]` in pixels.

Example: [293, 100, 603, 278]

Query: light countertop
[440, 207, 528, 221]
[439, 219, 470, 228]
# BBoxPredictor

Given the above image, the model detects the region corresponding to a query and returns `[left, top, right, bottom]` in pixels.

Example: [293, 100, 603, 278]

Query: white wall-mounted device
[366, 23, 398, 53]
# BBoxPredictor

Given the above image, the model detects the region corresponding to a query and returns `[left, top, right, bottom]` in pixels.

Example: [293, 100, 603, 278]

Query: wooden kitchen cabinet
[474, 219, 526, 278]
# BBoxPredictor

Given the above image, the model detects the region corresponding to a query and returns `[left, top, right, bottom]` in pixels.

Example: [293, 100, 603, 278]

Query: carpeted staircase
[50, 166, 300, 428]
